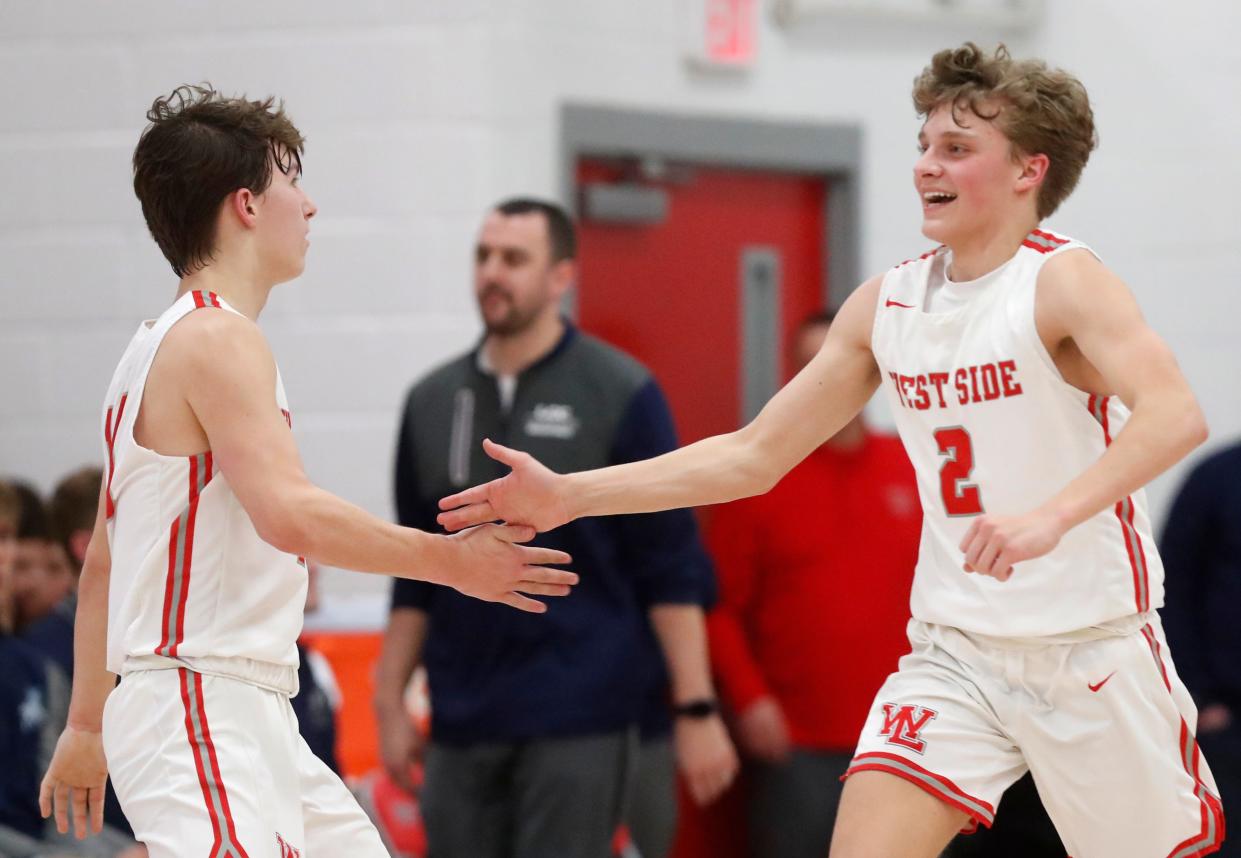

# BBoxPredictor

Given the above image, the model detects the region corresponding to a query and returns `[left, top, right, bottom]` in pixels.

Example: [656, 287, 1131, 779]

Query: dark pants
[422, 730, 634, 858]
[626, 737, 677, 858]
[944, 772, 1065, 858]
[747, 749, 852, 858]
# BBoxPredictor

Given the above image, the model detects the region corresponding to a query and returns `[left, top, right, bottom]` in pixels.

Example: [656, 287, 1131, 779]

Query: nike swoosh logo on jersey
[885, 299, 915, 309]
[1088, 671, 1117, 693]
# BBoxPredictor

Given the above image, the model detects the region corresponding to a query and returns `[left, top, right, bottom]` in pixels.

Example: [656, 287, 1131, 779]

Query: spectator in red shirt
[706, 311, 921, 858]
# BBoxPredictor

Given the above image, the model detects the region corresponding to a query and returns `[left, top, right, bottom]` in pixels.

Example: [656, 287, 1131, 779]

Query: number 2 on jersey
[934, 426, 983, 516]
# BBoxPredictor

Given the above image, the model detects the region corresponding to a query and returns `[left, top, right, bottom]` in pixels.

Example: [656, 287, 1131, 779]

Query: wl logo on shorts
[879, 703, 938, 754]
[276, 833, 301, 858]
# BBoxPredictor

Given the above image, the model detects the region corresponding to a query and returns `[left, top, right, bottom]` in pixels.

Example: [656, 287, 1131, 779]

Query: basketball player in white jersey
[436, 44, 1224, 857]
[37, 85, 578, 858]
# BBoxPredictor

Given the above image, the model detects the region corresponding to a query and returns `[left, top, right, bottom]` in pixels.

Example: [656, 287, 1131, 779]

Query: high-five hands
[958, 508, 1066, 581]
[447, 521, 577, 613]
[438, 439, 572, 534]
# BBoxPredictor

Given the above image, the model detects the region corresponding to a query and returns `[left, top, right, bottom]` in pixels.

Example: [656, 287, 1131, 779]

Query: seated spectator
[24, 467, 103, 677]
[1, 479, 66, 852]
[2, 480, 144, 858]
[6, 482, 73, 634]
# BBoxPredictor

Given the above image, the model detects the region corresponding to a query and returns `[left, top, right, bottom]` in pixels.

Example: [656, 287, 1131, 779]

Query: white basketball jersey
[871, 230, 1163, 637]
[100, 290, 306, 682]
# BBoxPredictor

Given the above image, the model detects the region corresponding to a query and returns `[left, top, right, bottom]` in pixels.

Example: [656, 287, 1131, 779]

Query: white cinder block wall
[2, 1, 1238, 626]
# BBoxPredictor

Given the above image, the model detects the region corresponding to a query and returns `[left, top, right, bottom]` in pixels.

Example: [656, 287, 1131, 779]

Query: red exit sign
[689, 0, 756, 68]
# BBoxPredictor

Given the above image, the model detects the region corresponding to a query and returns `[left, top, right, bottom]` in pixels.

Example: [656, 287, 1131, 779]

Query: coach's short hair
[494, 198, 577, 263]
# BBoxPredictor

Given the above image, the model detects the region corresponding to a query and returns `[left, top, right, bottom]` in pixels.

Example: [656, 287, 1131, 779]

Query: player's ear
[230, 188, 259, 227]
[1016, 152, 1049, 194]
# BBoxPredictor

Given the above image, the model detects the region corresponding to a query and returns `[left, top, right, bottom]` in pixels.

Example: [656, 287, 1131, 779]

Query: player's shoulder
[161, 300, 273, 372]
[165, 298, 261, 339]
[1035, 239, 1125, 308]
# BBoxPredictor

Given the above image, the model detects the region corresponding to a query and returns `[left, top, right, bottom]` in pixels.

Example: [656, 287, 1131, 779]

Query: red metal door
[576, 159, 829, 858]
[576, 160, 828, 445]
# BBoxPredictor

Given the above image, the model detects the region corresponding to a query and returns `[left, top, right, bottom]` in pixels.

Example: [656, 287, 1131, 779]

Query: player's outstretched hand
[445, 521, 577, 613]
[39, 725, 108, 840]
[438, 438, 572, 533]
[959, 509, 1066, 581]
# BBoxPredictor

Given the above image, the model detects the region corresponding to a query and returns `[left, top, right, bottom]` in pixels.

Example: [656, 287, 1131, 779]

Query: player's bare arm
[165, 309, 577, 613]
[438, 276, 885, 532]
[960, 248, 1207, 580]
[39, 480, 113, 839]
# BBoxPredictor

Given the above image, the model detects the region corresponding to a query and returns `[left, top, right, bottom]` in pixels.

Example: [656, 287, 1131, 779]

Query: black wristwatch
[672, 698, 720, 720]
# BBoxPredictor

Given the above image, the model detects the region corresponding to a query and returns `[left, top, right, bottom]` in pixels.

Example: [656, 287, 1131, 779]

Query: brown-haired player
[436, 44, 1223, 857]
[39, 85, 577, 858]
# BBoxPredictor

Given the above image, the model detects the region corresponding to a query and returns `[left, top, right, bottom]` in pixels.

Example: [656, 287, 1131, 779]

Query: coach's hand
[959, 508, 1066, 581]
[677, 713, 740, 806]
[40, 725, 108, 839]
[443, 522, 577, 613]
[378, 713, 424, 795]
[438, 439, 572, 533]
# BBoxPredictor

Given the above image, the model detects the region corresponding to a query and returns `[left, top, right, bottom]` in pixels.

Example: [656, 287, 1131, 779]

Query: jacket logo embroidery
[525, 403, 580, 440]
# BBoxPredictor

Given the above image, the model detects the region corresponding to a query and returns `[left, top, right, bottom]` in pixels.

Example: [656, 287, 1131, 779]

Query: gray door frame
[559, 104, 863, 311]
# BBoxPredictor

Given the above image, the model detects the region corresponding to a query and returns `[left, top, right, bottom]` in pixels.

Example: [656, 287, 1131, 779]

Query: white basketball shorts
[103, 667, 390, 858]
[846, 616, 1224, 857]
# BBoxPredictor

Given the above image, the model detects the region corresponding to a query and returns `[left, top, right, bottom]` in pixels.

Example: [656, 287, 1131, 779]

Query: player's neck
[176, 260, 274, 320]
[945, 217, 1040, 282]
[483, 311, 565, 377]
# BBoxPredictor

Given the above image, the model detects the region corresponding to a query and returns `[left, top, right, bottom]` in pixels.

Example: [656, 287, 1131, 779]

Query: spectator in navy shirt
[24, 467, 102, 677]
[1161, 441, 1241, 858]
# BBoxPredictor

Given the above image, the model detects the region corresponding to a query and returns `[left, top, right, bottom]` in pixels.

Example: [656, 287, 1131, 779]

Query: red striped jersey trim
[1021, 229, 1071, 254]
[157, 452, 214, 657]
[894, 247, 942, 269]
[845, 751, 995, 830]
[103, 393, 129, 519]
[192, 290, 222, 309]
[1088, 395, 1150, 613]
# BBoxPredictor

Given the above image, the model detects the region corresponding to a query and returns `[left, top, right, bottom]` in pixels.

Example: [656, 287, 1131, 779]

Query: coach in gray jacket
[374, 199, 737, 858]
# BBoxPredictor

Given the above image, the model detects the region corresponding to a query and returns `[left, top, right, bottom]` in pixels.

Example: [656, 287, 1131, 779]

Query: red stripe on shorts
[845, 751, 995, 832]
[1141, 626, 1226, 856]
[179, 669, 252, 858]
